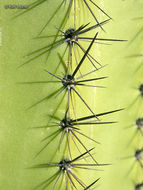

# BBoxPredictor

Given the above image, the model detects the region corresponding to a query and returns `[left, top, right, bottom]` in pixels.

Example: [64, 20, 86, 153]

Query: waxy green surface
[0, 0, 143, 189]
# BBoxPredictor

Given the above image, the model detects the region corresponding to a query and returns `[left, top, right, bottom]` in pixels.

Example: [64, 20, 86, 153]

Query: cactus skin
[0, 0, 143, 190]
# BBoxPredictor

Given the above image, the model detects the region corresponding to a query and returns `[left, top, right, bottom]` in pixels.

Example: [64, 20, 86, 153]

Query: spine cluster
[127, 10, 143, 189]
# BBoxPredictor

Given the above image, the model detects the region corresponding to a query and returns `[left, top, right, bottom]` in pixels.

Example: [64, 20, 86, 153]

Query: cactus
[0, 0, 143, 190]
